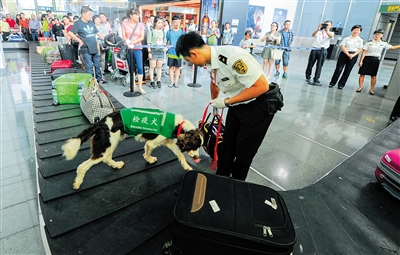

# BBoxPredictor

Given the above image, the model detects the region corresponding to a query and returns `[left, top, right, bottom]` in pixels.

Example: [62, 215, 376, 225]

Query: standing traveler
[329, 25, 363, 89]
[147, 16, 167, 89]
[274, 20, 294, 79]
[121, 8, 146, 94]
[166, 15, 185, 88]
[261, 22, 281, 79]
[28, 14, 40, 42]
[221, 22, 233, 45]
[305, 21, 334, 85]
[68, 6, 107, 84]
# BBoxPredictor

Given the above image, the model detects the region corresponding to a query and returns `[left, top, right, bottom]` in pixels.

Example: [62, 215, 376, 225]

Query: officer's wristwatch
[224, 98, 232, 107]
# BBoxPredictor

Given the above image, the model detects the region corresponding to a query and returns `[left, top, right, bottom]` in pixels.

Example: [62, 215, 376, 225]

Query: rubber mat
[39, 145, 177, 201]
[45, 182, 181, 255]
[35, 124, 89, 145]
[35, 115, 87, 133]
[41, 160, 184, 237]
[31, 86, 51, 91]
[33, 104, 79, 114]
[280, 120, 400, 254]
[32, 90, 51, 96]
[37, 137, 140, 177]
[34, 108, 83, 122]
[35, 138, 89, 159]
[127, 225, 173, 255]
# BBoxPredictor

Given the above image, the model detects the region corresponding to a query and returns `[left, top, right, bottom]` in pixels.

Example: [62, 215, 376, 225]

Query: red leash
[210, 108, 223, 170]
[200, 103, 224, 170]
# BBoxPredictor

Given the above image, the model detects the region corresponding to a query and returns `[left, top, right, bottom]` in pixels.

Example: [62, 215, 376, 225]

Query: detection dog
[62, 108, 203, 189]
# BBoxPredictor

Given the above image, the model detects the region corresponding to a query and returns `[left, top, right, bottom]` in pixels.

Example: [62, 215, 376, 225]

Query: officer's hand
[210, 98, 226, 109]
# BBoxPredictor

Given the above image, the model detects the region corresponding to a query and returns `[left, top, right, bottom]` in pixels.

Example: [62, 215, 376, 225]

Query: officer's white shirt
[206, 46, 266, 104]
[363, 40, 392, 57]
[340, 35, 363, 52]
[312, 30, 333, 49]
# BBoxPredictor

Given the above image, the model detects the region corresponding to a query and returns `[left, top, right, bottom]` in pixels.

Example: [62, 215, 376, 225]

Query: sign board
[379, 4, 400, 12]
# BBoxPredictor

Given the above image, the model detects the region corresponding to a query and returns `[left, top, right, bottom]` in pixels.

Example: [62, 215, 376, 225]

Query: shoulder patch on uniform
[232, 59, 247, 74]
[218, 54, 228, 65]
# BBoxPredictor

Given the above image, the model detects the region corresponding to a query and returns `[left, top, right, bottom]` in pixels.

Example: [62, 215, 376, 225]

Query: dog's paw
[113, 161, 125, 169]
[144, 154, 158, 164]
[73, 182, 81, 190]
[147, 156, 158, 164]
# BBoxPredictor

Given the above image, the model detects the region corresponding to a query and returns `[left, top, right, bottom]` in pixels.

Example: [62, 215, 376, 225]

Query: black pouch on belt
[257, 82, 284, 115]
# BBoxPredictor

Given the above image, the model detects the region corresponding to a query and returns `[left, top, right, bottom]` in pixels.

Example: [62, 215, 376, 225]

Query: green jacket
[120, 108, 177, 138]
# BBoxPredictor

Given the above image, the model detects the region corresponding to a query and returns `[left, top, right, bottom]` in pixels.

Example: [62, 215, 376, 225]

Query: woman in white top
[329, 25, 363, 89]
[147, 16, 167, 89]
[239, 30, 255, 53]
[261, 22, 281, 79]
[357, 29, 400, 94]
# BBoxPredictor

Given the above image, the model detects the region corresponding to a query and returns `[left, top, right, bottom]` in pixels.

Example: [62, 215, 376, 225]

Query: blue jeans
[82, 52, 102, 82]
[127, 49, 143, 75]
[275, 50, 291, 67]
[31, 32, 39, 41]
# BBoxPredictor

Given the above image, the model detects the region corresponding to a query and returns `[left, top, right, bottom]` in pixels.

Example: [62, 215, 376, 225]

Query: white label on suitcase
[209, 200, 220, 213]
[265, 198, 278, 210]
[385, 154, 391, 163]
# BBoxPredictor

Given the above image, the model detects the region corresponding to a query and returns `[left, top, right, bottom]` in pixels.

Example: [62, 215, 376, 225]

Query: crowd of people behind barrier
[1, 7, 400, 95]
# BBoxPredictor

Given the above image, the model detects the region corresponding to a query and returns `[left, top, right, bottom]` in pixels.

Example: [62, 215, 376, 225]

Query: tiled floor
[0, 43, 397, 254]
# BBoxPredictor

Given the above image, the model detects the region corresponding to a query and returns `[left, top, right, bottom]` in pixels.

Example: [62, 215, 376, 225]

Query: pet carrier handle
[210, 108, 224, 170]
[200, 102, 212, 129]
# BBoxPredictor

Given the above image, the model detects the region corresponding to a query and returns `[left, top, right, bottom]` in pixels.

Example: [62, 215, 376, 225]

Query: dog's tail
[62, 125, 97, 160]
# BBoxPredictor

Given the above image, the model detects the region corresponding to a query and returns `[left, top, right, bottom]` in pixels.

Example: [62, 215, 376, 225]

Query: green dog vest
[120, 108, 177, 139]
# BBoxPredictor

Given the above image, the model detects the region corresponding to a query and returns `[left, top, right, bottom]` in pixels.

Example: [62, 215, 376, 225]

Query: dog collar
[177, 121, 185, 136]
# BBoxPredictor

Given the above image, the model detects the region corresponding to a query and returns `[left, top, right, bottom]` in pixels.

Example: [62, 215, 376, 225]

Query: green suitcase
[42, 46, 58, 59]
[51, 73, 93, 105]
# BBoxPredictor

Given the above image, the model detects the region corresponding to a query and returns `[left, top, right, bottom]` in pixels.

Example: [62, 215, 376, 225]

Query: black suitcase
[172, 171, 296, 255]
[58, 44, 77, 66]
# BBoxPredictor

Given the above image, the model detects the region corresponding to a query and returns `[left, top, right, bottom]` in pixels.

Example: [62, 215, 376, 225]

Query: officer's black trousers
[216, 96, 275, 181]
[330, 51, 358, 87]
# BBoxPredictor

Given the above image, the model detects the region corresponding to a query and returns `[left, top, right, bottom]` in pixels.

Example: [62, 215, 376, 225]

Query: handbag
[117, 22, 138, 60]
[80, 78, 115, 124]
[198, 104, 225, 170]
[271, 48, 283, 60]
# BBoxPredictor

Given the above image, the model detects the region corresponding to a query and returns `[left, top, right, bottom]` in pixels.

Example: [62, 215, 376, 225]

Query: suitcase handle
[191, 173, 207, 213]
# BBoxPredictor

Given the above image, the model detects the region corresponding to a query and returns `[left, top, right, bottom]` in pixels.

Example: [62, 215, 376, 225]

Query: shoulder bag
[80, 78, 115, 124]
[117, 22, 139, 60]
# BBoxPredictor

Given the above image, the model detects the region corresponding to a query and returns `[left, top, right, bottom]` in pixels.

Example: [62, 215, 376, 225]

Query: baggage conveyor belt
[30, 43, 400, 254]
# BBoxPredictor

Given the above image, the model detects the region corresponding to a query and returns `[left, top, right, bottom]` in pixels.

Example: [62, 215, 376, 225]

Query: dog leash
[200, 103, 224, 170]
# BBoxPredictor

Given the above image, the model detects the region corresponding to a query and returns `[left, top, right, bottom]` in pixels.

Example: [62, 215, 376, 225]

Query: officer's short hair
[176, 32, 205, 57]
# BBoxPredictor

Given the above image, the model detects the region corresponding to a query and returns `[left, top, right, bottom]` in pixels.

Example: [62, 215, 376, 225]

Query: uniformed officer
[357, 29, 400, 95]
[176, 32, 283, 181]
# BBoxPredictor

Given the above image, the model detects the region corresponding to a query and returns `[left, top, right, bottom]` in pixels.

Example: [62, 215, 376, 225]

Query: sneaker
[306, 78, 311, 83]
[104, 69, 111, 74]
[338, 86, 343, 90]
[329, 84, 334, 88]
[282, 72, 288, 79]
[168, 82, 173, 88]
[149, 81, 156, 89]
[99, 79, 107, 85]
[173, 83, 179, 88]
[274, 71, 280, 78]
[157, 81, 161, 88]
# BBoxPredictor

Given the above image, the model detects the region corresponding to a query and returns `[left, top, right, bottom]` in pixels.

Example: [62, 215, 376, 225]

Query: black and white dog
[62, 108, 203, 189]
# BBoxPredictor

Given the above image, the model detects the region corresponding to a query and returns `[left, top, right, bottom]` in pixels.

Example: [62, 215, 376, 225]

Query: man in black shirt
[68, 6, 107, 84]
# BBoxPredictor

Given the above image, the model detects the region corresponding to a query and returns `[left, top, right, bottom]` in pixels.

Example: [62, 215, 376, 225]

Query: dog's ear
[176, 134, 186, 151]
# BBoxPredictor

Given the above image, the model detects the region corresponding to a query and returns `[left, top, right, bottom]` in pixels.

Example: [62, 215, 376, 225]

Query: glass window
[297, 1, 325, 37]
